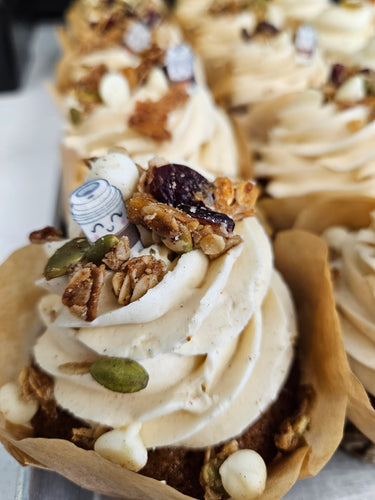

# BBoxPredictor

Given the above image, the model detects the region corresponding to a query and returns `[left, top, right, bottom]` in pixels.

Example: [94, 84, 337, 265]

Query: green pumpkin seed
[44, 238, 90, 280]
[90, 357, 149, 393]
[70, 108, 82, 125]
[86, 235, 119, 265]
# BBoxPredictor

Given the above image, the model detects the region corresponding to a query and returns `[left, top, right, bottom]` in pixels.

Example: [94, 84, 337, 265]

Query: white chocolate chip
[335, 75, 366, 103]
[0, 382, 38, 425]
[86, 153, 139, 200]
[99, 72, 130, 108]
[145, 68, 169, 97]
[94, 423, 147, 471]
[219, 449, 267, 500]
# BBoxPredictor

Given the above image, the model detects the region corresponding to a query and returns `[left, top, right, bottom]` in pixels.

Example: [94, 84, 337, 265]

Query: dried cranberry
[254, 22, 279, 37]
[149, 164, 213, 207]
[330, 64, 346, 87]
[178, 203, 235, 233]
[143, 10, 162, 27]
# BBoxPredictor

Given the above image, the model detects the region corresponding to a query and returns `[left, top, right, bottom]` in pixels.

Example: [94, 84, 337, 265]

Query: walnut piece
[29, 226, 63, 244]
[127, 193, 242, 259]
[19, 366, 56, 418]
[112, 255, 167, 306]
[128, 85, 189, 141]
[102, 236, 131, 271]
[62, 263, 105, 321]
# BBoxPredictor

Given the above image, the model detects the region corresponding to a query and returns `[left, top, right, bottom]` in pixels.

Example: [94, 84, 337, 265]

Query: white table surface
[0, 23, 374, 500]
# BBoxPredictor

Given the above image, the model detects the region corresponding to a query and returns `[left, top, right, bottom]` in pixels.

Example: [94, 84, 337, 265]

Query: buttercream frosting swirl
[176, 0, 327, 106]
[312, 2, 375, 64]
[251, 85, 375, 197]
[323, 215, 375, 397]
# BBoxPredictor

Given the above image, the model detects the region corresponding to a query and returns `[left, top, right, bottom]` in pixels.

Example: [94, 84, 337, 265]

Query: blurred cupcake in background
[246, 64, 375, 198]
[175, 0, 327, 108]
[311, 0, 375, 65]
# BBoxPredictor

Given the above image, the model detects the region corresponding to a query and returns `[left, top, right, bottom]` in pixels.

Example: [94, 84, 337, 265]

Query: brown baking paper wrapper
[0, 229, 356, 499]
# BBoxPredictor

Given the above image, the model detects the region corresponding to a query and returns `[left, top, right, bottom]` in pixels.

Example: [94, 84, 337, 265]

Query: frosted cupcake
[59, 0, 173, 55]
[249, 64, 375, 198]
[0, 155, 309, 500]
[323, 214, 375, 398]
[175, 0, 327, 107]
[312, 0, 375, 65]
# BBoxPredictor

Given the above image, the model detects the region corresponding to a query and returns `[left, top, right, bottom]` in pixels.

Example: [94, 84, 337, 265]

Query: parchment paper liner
[0, 227, 357, 499]
[258, 194, 375, 444]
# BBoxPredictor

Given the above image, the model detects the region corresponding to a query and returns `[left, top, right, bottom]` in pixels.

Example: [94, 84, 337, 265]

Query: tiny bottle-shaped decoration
[165, 44, 195, 83]
[295, 25, 317, 64]
[70, 179, 139, 245]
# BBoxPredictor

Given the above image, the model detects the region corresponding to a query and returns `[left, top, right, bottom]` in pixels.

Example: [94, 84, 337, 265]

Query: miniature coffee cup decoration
[70, 179, 139, 245]
[165, 44, 195, 83]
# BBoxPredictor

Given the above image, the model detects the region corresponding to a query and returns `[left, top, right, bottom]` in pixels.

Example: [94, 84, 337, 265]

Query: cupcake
[311, 0, 375, 65]
[175, 0, 327, 108]
[248, 64, 375, 200]
[59, 0, 172, 55]
[0, 155, 352, 499]
[289, 196, 375, 450]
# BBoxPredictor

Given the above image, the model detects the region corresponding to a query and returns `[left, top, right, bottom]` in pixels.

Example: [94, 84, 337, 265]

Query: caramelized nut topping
[127, 193, 242, 258]
[62, 263, 105, 321]
[129, 85, 189, 141]
[29, 226, 63, 244]
[112, 255, 167, 305]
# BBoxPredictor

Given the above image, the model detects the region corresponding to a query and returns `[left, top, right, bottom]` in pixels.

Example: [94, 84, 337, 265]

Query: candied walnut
[200, 440, 239, 499]
[112, 255, 167, 305]
[274, 385, 315, 453]
[214, 178, 258, 221]
[19, 366, 57, 418]
[128, 85, 189, 141]
[71, 424, 110, 450]
[29, 226, 63, 244]
[62, 263, 105, 321]
[102, 237, 131, 271]
[127, 193, 242, 258]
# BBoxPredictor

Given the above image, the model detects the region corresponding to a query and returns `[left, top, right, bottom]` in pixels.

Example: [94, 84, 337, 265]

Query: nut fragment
[102, 236, 131, 270]
[200, 440, 239, 499]
[58, 361, 93, 375]
[274, 384, 314, 453]
[19, 365, 56, 418]
[112, 255, 167, 306]
[29, 226, 63, 244]
[62, 263, 105, 321]
[214, 178, 258, 221]
[71, 424, 110, 450]
[128, 85, 189, 141]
